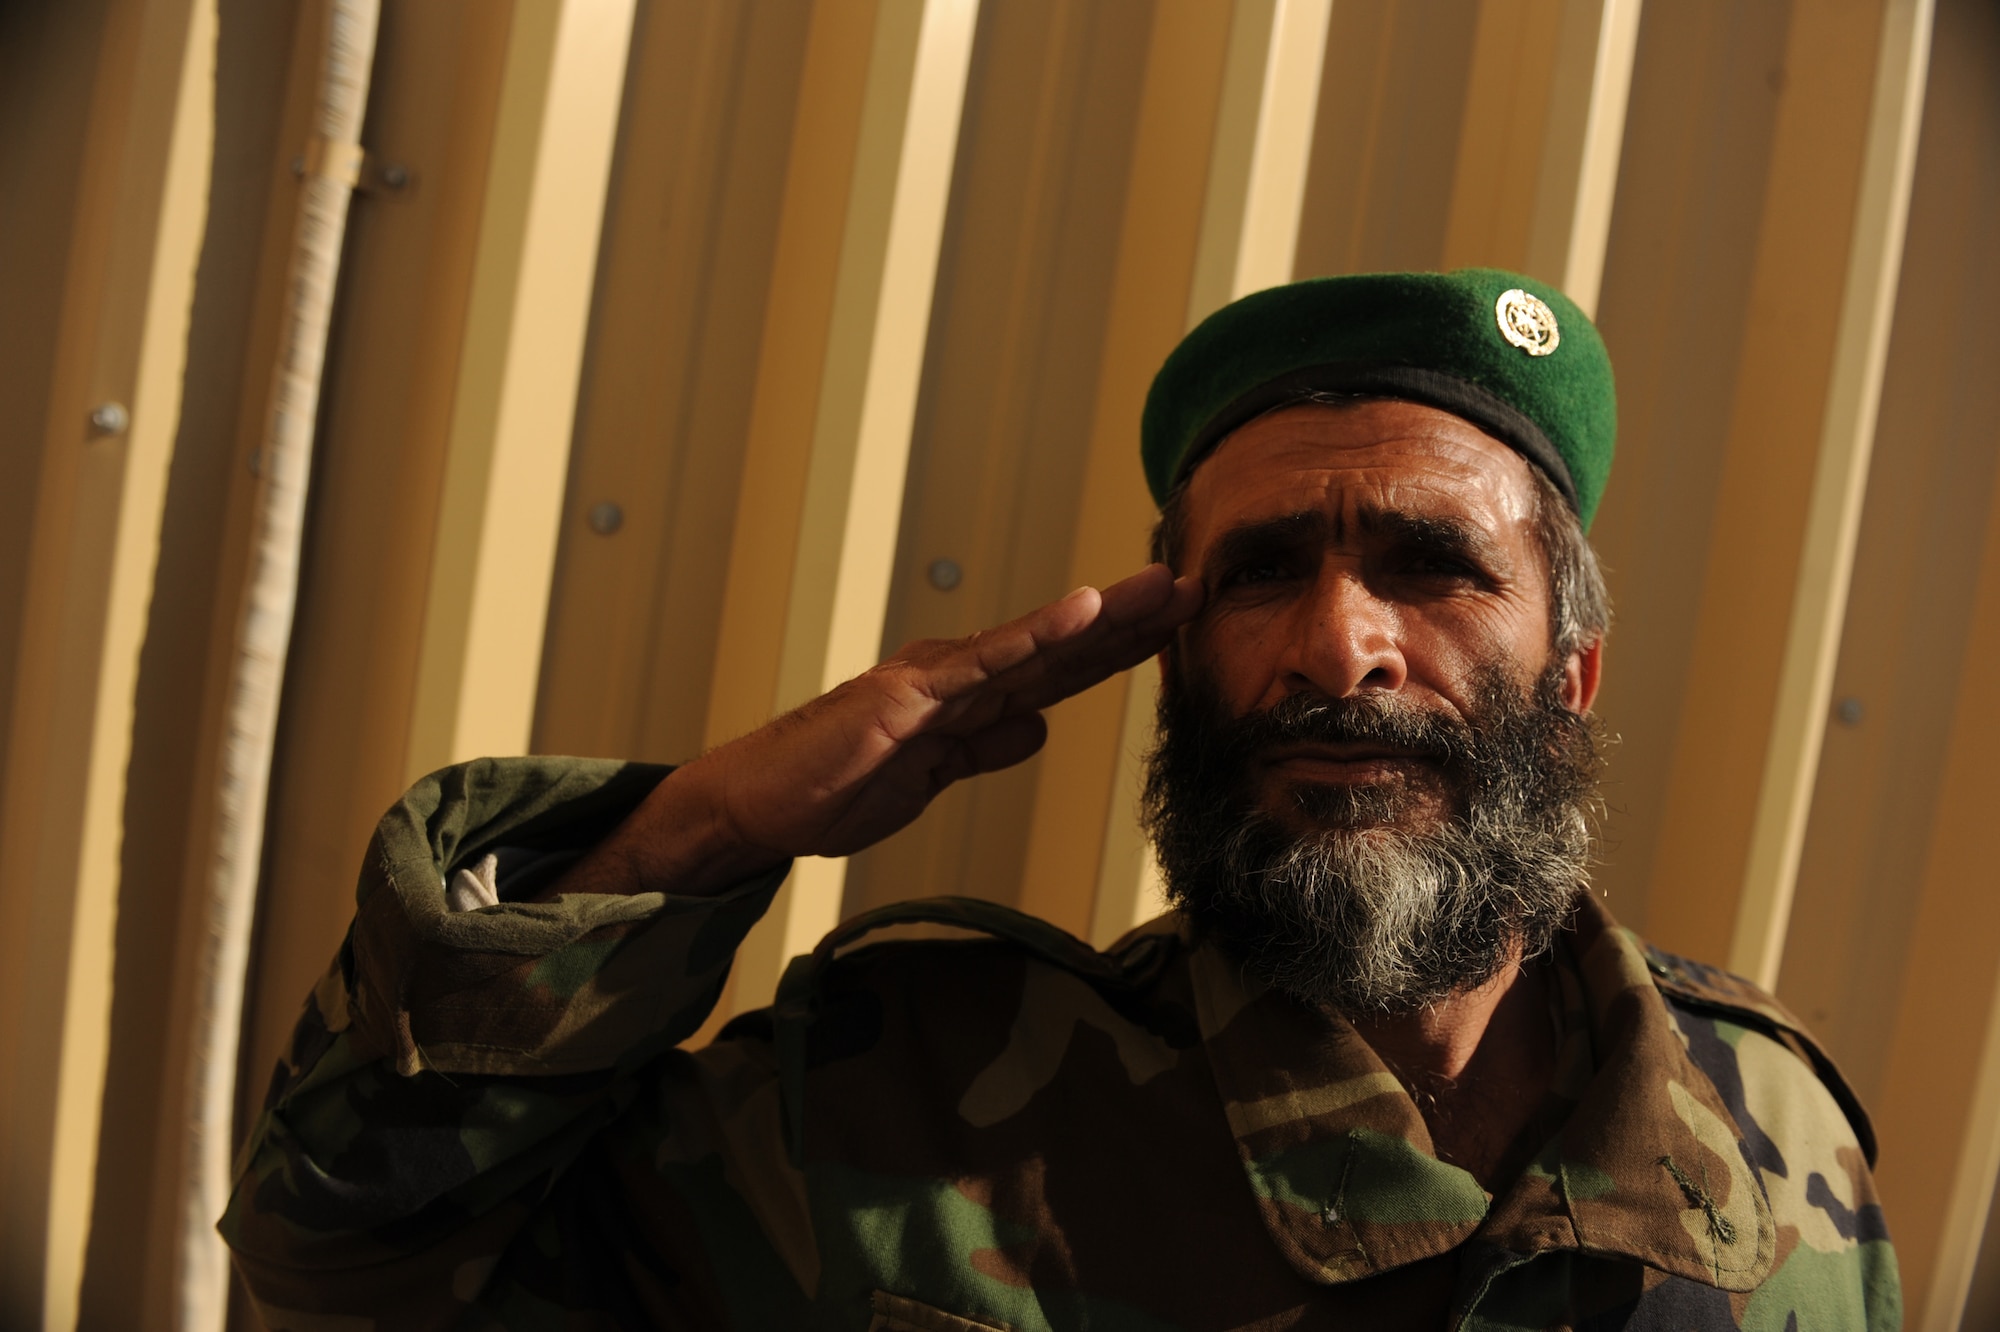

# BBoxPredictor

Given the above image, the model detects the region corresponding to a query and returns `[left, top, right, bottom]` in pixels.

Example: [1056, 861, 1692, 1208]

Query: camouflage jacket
[223, 758, 1901, 1330]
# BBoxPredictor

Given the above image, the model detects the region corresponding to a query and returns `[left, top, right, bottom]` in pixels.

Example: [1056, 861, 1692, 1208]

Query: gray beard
[1141, 664, 1603, 1016]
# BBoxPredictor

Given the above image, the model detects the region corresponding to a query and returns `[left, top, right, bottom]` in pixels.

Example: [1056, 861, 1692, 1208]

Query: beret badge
[1496, 288, 1560, 357]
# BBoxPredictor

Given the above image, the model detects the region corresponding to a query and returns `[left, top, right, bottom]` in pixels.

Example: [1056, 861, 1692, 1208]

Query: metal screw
[587, 501, 624, 536]
[381, 163, 410, 190]
[1834, 697, 1864, 726]
[926, 558, 962, 591]
[89, 401, 130, 435]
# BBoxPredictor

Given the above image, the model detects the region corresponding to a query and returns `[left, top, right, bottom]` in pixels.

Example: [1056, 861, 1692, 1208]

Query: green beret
[1140, 268, 1616, 528]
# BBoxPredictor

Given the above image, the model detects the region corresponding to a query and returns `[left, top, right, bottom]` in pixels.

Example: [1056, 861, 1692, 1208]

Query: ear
[1560, 638, 1602, 714]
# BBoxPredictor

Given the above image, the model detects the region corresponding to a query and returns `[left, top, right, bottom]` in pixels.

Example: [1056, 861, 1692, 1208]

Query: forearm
[537, 758, 788, 902]
[541, 566, 1202, 905]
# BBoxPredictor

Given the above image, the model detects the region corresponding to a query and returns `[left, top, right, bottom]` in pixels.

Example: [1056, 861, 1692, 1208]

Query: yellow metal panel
[1295, 0, 1481, 279]
[1231, 0, 1334, 297]
[1556, 0, 1643, 315]
[1781, 0, 2000, 1318]
[1730, 0, 1932, 987]
[1442, 0, 1567, 273]
[1585, 0, 1794, 931]
[533, 0, 815, 765]
[45, 9, 217, 1326]
[1781, 6, 2000, 1104]
[0, 0, 206, 1322]
[727, 0, 981, 1014]
[1013, 0, 1237, 939]
[1182, 0, 1277, 324]
[845, 0, 1159, 925]
[1869, 455, 2000, 1328]
[1641, 0, 1900, 967]
[1295, 0, 1639, 305]
[1442, 0, 1643, 303]
[702, 1, 885, 755]
[406, 0, 636, 778]
[1970, 1206, 2000, 1332]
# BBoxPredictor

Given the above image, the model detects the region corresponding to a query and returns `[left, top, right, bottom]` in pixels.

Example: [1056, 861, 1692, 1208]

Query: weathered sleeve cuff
[342, 755, 786, 1077]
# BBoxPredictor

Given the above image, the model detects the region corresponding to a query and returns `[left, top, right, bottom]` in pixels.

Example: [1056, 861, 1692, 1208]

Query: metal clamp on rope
[300, 134, 366, 188]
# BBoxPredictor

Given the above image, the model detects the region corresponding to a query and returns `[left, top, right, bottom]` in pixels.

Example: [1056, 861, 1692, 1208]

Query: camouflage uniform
[223, 758, 1901, 1330]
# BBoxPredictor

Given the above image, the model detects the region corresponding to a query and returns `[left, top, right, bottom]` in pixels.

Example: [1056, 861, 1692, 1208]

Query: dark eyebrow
[1200, 505, 1510, 582]
[1354, 508, 1508, 569]
[1202, 510, 1329, 582]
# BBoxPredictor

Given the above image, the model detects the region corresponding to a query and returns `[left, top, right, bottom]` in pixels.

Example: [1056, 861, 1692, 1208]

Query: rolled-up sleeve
[221, 756, 786, 1326]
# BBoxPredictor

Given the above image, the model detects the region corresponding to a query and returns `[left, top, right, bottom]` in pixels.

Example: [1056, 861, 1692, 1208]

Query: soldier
[224, 271, 1899, 1329]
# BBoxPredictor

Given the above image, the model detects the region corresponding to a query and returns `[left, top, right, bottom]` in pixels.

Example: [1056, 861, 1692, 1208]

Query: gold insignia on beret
[1496, 288, 1560, 357]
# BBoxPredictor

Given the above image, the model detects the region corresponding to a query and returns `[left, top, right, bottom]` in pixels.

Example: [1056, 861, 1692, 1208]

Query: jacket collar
[1185, 893, 1775, 1290]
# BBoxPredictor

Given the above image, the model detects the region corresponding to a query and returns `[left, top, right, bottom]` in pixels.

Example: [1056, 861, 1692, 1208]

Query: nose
[1276, 564, 1407, 699]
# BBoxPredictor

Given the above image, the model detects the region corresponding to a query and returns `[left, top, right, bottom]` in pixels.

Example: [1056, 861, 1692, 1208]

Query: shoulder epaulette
[1639, 940, 1876, 1166]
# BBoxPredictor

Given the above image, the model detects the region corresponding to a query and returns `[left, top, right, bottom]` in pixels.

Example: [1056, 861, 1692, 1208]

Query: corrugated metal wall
[3, 1, 1996, 1327]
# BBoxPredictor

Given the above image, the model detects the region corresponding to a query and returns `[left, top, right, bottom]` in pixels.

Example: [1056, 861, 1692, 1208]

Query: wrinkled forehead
[1179, 400, 1541, 549]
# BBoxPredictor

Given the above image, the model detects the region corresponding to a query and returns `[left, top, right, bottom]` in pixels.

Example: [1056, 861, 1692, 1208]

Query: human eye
[1205, 517, 1319, 594]
[1229, 558, 1292, 585]
[1216, 548, 1304, 591]
[1404, 549, 1480, 579]
[1388, 538, 1494, 589]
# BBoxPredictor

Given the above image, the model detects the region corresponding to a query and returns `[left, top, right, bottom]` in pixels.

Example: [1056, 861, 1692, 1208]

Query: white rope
[176, 3, 378, 1326]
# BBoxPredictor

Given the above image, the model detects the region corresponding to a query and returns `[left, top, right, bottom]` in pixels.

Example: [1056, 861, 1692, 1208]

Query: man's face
[1146, 400, 1604, 1014]
[1174, 399, 1595, 818]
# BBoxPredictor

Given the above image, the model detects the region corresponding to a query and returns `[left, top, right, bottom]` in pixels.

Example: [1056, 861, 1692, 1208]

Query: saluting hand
[551, 564, 1203, 899]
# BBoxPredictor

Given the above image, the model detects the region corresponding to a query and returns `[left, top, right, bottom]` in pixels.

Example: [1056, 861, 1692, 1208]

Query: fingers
[911, 583, 1105, 698]
[958, 711, 1048, 775]
[910, 565, 1198, 707]
[990, 566, 1202, 710]
[914, 713, 1049, 799]
[850, 564, 1199, 763]
[690, 567, 1196, 865]
[1094, 562, 1186, 625]
[810, 713, 1052, 856]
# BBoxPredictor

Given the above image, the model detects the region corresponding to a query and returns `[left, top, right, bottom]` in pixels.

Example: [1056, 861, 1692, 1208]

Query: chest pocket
[869, 1290, 1014, 1332]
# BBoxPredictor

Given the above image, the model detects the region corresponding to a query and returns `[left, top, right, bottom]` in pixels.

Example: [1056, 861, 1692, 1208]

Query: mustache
[1142, 663, 1604, 1015]
[1214, 690, 1474, 769]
